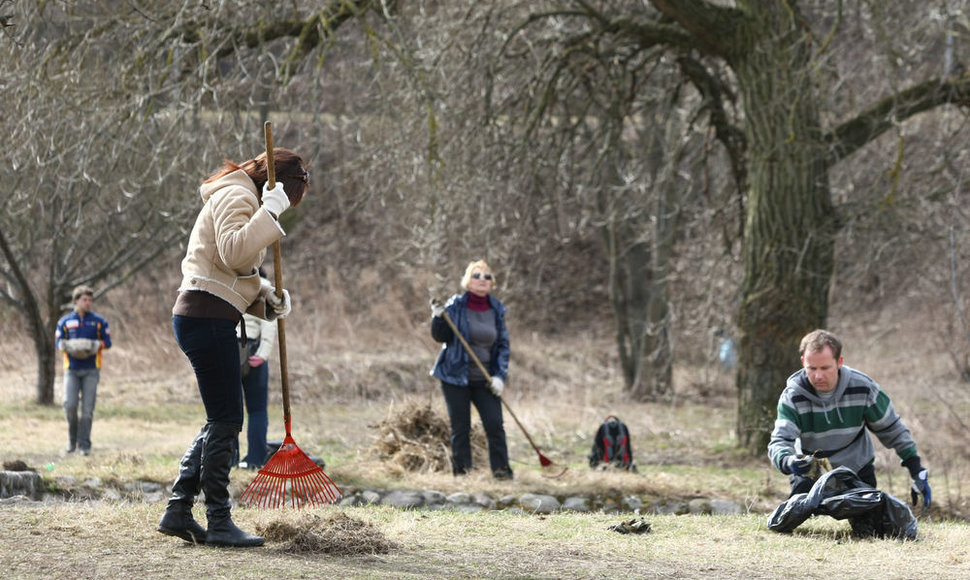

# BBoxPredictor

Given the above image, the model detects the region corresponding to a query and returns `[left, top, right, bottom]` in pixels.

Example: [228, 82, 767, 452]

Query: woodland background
[2, 0, 970, 459]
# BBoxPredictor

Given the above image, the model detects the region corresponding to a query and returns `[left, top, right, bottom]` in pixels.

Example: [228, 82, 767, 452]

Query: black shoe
[206, 516, 264, 547]
[203, 422, 264, 548]
[159, 426, 207, 544]
[158, 502, 207, 544]
[493, 468, 514, 480]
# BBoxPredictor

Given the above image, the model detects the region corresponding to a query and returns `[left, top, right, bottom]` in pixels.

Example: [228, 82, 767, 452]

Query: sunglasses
[471, 273, 493, 280]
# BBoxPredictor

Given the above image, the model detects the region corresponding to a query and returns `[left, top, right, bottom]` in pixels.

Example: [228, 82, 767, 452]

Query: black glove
[783, 454, 813, 476]
[903, 456, 931, 508]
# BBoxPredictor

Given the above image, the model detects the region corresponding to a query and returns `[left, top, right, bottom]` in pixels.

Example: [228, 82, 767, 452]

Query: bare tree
[0, 3, 202, 403]
[440, 0, 970, 451]
[0, 0, 398, 403]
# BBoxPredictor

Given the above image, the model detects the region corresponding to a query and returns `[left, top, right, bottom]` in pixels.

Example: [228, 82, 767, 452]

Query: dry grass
[256, 510, 399, 555]
[1, 277, 970, 578]
[1, 502, 969, 580]
[372, 401, 487, 473]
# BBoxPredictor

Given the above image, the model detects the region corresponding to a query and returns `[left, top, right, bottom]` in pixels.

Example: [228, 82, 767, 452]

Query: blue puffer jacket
[430, 292, 509, 386]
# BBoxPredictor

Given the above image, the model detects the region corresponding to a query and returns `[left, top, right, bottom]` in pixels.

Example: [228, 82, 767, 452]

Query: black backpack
[589, 415, 636, 471]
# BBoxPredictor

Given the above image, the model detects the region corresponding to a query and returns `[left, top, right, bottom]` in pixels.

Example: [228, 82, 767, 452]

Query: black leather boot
[158, 425, 208, 544]
[203, 422, 264, 547]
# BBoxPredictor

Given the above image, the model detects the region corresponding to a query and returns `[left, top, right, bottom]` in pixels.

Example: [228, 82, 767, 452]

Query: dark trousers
[241, 343, 269, 467]
[789, 462, 877, 496]
[441, 381, 510, 475]
[173, 316, 244, 425]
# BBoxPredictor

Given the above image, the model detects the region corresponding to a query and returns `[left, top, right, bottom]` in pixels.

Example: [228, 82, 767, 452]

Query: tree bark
[732, 3, 835, 453]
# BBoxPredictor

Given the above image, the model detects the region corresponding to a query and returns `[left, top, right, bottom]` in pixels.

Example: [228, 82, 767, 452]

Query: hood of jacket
[177, 170, 284, 314]
[788, 364, 852, 406]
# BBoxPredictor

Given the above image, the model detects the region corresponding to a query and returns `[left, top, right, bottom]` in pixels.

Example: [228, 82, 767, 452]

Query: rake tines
[239, 435, 342, 509]
[240, 123, 342, 510]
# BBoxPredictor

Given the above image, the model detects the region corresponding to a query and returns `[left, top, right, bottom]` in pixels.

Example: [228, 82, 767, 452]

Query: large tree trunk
[606, 114, 677, 401]
[28, 297, 57, 405]
[732, 6, 836, 453]
[607, 232, 673, 400]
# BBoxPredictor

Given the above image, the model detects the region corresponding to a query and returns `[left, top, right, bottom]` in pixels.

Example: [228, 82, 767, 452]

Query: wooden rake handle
[438, 308, 545, 457]
[264, 122, 292, 432]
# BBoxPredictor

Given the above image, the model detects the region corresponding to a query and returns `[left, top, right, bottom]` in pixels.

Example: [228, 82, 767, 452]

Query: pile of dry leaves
[372, 401, 487, 472]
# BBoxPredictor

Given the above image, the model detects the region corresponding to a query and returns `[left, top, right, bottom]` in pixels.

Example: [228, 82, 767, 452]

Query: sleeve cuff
[902, 455, 923, 479]
[262, 206, 287, 235]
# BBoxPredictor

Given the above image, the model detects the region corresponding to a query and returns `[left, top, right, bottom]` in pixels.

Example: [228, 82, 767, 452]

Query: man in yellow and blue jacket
[55, 285, 111, 456]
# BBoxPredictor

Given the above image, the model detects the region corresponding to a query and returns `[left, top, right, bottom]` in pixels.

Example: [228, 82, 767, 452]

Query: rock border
[0, 470, 745, 516]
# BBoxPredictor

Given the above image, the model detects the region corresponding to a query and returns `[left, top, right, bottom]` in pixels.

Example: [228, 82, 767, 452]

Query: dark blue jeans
[440, 381, 510, 475]
[241, 340, 269, 467]
[173, 316, 244, 425]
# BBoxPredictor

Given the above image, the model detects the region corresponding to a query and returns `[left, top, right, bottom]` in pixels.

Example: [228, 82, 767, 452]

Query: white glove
[261, 182, 290, 218]
[490, 376, 504, 397]
[430, 298, 444, 318]
[259, 276, 274, 297]
[266, 288, 291, 319]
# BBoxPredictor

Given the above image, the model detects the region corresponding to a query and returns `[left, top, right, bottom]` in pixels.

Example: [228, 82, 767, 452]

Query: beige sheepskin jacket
[177, 170, 283, 314]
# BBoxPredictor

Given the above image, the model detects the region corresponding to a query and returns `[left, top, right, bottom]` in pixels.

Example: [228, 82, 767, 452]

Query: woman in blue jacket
[430, 260, 513, 479]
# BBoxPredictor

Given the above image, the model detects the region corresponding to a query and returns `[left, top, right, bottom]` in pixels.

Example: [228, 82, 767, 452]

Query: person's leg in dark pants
[158, 425, 209, 543]
[469, 382, 512, 479]
[173, 317, 245, 425]
[441, 382, 473, 475]
[788, 473, 815, 496]
[241, 360, 269, 467]
[168, 315, 261, 547]
[857, 462, 877, 488]
[202, 421, 263, 546]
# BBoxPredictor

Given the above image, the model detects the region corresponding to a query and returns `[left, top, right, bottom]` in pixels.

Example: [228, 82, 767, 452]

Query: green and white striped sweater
[768, 365, 918, 474]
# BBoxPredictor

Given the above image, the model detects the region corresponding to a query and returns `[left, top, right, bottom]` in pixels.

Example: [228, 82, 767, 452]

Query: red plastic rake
[239, 122, 342, 509]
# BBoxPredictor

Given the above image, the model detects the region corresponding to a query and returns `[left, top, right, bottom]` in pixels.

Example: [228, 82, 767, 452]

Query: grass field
[1, 301, 969, 578]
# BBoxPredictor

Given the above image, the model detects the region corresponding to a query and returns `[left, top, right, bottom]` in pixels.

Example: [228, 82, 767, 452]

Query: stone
[688, 498, 714, 514]
[709, 499, 743, 515]
[382, 490, 425, 509]
[338, 494, 364, 507]
[562, 496, 590, 512]
[456, 503, 486, 513]
[622, 496, 643, 512]
[446, 492, 471, 504]
[471, 492, 495, 509]
[653, 499, 689, 515]
[518, 493, 560, 514]
[422, 490, 446, 506]
[0, 471, 44, 500]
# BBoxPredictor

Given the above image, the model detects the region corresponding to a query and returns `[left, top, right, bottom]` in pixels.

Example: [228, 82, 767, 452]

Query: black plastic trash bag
[767, 466, 918, 539]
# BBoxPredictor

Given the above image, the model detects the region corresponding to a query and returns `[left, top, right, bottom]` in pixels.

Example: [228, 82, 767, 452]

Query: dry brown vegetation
[1, 265, 970, 578]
